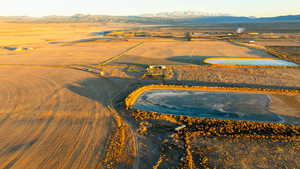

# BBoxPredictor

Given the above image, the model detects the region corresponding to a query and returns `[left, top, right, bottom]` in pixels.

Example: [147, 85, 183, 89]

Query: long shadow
[111, 54, 181, 66]
[246, 48, 275, 58]
[167, 56, 212, 65]
[167, 53, 296, 66]
[65, 75, 300, 125]
[65, 75, 300, 106]
[226, 40, 276, 58]
[112, 62, 148, 67]
[90, 31, 113, 36]
[65, 77, 140, 107]
[167, 55, 265, 65]
[73, 37, 115, 43]
[5, 139, 38, 154]
[3, 47, 18, 51]
[65, 78, 112, 107]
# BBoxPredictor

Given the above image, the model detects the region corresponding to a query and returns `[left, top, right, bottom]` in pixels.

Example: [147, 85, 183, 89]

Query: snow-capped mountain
[141, 11, 230, 18]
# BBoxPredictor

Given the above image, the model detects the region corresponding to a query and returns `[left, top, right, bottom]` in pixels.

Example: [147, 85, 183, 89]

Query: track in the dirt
[103, 76, 141, 169]
[0, 67, 117, 169]
[100, 42, 144, 65]
[0, 40, 146, 169]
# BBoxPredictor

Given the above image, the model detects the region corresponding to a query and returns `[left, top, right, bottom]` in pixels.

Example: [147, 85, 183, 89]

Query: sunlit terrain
[0, 17, 299, 169]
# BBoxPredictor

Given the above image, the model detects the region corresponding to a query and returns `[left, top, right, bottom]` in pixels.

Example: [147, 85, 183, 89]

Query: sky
[1, 0, 300, 17]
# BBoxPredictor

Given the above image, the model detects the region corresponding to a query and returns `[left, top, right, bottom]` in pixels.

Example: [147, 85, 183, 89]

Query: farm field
[125, 41, 273, 62]
[264, 46, 300, 64]
[0, 42, 138, 65]
[269, 46, 300, 55]
[0, 66, 140, 169]
[255, 40, 300, 47]
[190, 135, 300, 168]
[0, 23, 141, 65]
[0, 67, 114, 169]
[112, 40, 276, 66]
[171, 65, 300, 87]
[0, 22, 299, 169]
[0, 22, 136, 46]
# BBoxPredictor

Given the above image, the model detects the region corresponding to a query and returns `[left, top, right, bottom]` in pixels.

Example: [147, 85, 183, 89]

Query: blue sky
[2, 0, 300, 17]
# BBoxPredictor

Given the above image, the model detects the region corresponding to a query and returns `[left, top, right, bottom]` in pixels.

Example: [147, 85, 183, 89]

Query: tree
[185, 32, 192, 41]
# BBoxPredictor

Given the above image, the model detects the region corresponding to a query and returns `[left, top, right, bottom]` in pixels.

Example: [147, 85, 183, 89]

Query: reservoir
[133, 89, 300, 124]
[204, 58, 299, 66]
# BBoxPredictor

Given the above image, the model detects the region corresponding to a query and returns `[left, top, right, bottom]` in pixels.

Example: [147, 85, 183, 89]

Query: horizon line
[1, 13, 300, 18]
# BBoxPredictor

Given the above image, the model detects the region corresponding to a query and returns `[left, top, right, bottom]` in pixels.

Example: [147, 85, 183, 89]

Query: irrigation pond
[133, 89, 300, 124]
[204, 58, 299, 66]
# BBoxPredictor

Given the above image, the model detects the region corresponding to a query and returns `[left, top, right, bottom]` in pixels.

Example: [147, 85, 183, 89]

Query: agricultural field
[266, 46, 300, 64]
[126, 40, 272, 58]
[0, 22, 136, 46]
[269, 46, 300, 56]
[112, 40, 275, 66]
[0, 22, 142, 65]
[0, 67, 113, 169]
[0, 22, 299, 169]
[255, 40, 300, 47]
[0, 42, 139, 65]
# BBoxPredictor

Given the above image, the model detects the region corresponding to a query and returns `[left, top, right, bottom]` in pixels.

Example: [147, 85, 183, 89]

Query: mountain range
[1, 11, 300, 24]
[141, 11, 230, 18]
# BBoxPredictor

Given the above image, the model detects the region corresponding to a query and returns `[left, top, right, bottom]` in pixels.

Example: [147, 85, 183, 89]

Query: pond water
[91, 31, 113, 36]
[133, 89, 299, 124]
[205, 58, 298, 66]
[73, 37, 114, 42]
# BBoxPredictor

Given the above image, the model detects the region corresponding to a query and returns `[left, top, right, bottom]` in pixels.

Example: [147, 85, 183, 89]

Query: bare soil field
[190, 136, 300, 168]
[269, 46, 300, 56]
[0, 22, 136, 46]
[266, 46, 300, 65]
[172, 65, 300, 87]
[255, 40, 300, 47]
[0, 23, 141, 65]
[0, 42, 138, 65]
[0, 67, 115, 169]
[0, 65, 144, 169]
[126, 41, 274, 63]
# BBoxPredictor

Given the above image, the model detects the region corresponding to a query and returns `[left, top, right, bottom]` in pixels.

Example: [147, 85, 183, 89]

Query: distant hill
[190, 15, 300, 23]
[141, 11, 230, 18]
[255, 15, 300, 22]
[140, 11, 300, 24]
[1, 13, 299, 25]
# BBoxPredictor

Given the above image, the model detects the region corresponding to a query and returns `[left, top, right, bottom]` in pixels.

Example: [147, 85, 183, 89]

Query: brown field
[0, 67, 113, 169]
[112, 40, 275, 66]
[255, 39, 300, 47]
[0, 23, 141, 65]
[264, 46, 300, 64]
[0, 22, 137, 46]
[270, 46, 300, 55]
[172, 65, 300, 87]
[126, 40, 273, 59]
[190, 136, 300, 168]
[0, 42, 138, 65]
[0, 22, 300, 169]
[0, 67, 140, 169]
[0, 22, 141, 169]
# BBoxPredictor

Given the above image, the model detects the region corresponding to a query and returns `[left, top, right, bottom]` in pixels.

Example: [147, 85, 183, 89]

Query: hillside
[141, 11, 230, 18]
[1, 12, 300, 25]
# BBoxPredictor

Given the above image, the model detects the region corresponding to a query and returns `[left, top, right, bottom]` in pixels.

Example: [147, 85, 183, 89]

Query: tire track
[99, 42, 144, 65]
[0, 67, 114, 169]
[101, 76, 141, 169]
